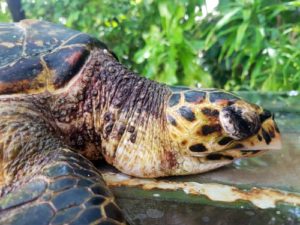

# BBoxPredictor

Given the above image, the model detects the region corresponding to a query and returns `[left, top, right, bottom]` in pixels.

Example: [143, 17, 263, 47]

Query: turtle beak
[230, 111, 282, 152]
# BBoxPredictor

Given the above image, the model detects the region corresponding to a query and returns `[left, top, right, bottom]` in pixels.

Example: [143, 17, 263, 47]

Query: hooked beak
[229, 114, 282, 152]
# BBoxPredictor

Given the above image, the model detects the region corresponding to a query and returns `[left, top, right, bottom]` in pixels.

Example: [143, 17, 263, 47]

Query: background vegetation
[1, 0, 300, 91]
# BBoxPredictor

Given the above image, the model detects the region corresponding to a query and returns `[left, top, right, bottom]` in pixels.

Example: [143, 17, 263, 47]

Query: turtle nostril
[220, 105, 261, 140]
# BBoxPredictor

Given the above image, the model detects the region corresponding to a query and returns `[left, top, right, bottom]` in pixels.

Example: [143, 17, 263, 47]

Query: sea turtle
[0, 20, 281, 225]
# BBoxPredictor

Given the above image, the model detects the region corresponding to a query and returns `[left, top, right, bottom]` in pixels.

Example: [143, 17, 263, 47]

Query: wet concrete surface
[119, 198, 299, 225]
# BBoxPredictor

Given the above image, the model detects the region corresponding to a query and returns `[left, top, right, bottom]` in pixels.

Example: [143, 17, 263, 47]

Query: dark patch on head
[189, 143, 207, 152]
[202, 124, 221, 135]
[44, 46, 90, 88]
[184, 91, 206, 103]
[218, 137, 234, 145]
[168, 93, 180, 107]
[257, 134, 262, 141]
[201, 108, 219, 117]
[262, 128, 271, 145]
[274, 122, 280, 133]
[275, 125, 280, 134]
[178, 106, 196, 122]
[209, 92, 240, 103]
[167, 115, 177, 126]
[259, 110, 272, 123]
[269, 127, 275, 138]
[206, 154, 223, 160]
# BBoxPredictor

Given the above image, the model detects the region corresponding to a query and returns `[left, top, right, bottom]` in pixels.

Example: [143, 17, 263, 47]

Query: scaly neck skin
[51, 49, 174, 176]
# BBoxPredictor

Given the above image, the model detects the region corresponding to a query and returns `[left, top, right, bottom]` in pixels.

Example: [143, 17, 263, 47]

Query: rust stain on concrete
[102, 172, 300, 209]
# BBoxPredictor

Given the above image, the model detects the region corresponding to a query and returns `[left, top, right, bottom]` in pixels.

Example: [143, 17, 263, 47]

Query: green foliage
[133, 1, 211, 85]
[1, 0, 300, 91]
[200, 0, 300, 91]
[0, 0, 11, 22]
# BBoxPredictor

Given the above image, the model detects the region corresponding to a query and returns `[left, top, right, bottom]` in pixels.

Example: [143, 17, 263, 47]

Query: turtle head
[165, 88, 281, 175]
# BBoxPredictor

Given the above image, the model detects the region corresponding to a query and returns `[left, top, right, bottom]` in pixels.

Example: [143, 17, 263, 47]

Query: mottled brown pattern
[50, 49, 170, 164]
[201, 124, 222, 136]
[189, 143, 207, 152]
[178, 106, 196, 122]
[201, 107, 219, 117]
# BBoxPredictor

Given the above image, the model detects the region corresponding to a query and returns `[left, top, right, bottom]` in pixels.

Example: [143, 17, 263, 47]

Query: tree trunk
[6, 0, 26, 22]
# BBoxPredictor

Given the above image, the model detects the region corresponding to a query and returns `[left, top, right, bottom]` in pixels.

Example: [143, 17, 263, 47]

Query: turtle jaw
[182, 111, 282, 172]
[208, 114, 282, 163]
[226, 115, 282, 153]
[172, 117, 282, 176]
[218, 101, 282, 155]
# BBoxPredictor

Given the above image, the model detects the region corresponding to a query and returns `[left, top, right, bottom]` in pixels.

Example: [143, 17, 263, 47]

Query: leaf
[169, 26, 183, 44]
[204, 29, 217, 50]
[235, 22, 248, 50]
[160, 57, 178, 84]
[216, 7, 240, 29]
[133, 48, 149, 64]
[158, 2, 171, 20]
[185, 39, 205, 52]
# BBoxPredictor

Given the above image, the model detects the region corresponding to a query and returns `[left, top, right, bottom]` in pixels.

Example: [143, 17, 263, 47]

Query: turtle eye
[219, 105, 261, 140]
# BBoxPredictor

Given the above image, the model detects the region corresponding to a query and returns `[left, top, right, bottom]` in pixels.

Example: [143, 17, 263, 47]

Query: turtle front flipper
[0, 99, 127, 225]
[0, 149, 127, 225]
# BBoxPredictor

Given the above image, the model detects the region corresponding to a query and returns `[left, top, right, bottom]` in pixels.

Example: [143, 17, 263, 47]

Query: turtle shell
[0, 19, 108, 95]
